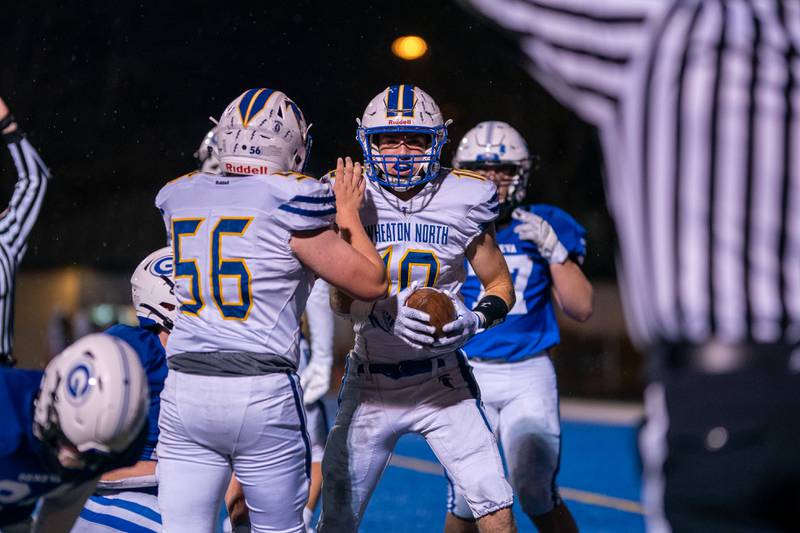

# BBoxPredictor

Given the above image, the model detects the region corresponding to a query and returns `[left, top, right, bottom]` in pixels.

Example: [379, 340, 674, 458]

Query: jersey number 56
[172, 217, 253, 320]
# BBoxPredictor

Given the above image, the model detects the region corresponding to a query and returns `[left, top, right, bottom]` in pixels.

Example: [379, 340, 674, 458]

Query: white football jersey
[155, 171, 335, 367]
[348, 169, 499, 363]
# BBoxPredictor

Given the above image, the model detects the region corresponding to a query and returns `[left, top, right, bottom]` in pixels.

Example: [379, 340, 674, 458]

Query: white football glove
[428, 291, 482, 354]
[351, 281, 436, 350]
[512, 208, 569, 264]
[300, 359, 332, 405]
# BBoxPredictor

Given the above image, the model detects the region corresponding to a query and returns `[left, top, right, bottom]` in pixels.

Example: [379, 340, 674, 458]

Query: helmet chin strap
[140, 304, 173, 332]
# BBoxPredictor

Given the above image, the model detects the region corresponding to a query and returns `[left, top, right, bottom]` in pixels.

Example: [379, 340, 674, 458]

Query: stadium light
[391, 35, 428, 60]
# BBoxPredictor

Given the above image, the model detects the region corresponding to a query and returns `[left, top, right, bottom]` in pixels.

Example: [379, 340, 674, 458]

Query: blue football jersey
[461, 204, 586, 362]
[105, 321, 167, 461]
[0, 368, 144, 526]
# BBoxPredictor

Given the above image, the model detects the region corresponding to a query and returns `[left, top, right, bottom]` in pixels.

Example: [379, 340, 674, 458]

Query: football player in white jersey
[155, 88, 387, 533]
[192, 126, 335, 533]
[318, 85, 517, 533]
[444, 122, 593, 533]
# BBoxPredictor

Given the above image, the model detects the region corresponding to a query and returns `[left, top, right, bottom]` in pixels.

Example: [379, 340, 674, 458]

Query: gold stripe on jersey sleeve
[273, 171, 314, 181]
[165, 171, 199, 186]
[451, 169, 486, 181]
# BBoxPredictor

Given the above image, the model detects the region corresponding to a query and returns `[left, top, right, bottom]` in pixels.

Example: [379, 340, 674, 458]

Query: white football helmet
[195, 128, 220, 174]
[216, 88, 311, 176]
[453, 121, 533, 208]
[131, 247, 176, 332]
[33, 333, 149, 461]
[357, 84, 449, 190]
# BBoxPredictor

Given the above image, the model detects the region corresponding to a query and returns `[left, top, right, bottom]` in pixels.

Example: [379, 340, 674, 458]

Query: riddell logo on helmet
[224, 163, 269, 175]
[387, 119, 412, 125]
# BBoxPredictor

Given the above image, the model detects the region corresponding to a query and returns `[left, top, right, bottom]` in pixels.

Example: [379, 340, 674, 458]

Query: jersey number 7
[172, 217, 254, 320]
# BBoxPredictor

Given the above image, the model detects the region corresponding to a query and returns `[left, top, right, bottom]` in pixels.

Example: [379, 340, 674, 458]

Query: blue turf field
[316, 399, 645, 532]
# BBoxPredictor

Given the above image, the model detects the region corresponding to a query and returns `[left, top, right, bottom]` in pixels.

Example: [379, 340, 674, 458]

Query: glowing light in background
[391, 35, 428, 60]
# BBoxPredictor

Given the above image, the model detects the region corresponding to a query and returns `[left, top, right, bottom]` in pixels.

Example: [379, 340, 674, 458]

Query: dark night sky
[1, 0, 615, 277]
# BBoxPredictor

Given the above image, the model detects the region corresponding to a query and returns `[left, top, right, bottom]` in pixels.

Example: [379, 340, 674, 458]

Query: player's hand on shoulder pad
[300, 359, 332, 405]
[333, 156, 364, 216]
[512, 208, 568, 264]
[428, 291, 480, 354]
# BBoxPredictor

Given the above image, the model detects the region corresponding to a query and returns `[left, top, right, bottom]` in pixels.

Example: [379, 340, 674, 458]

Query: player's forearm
[468, 228, 516, 310]
[550, 260, 593, 322]
[99, 459, 156, 482]
[336, 211, 387, 295]
[482, 276, 515, 309]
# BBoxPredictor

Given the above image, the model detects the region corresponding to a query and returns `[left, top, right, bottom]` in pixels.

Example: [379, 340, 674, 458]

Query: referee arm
[463, 0, 662, 125]
[0, 97, 51, 365]
[0, 98, 51, 260]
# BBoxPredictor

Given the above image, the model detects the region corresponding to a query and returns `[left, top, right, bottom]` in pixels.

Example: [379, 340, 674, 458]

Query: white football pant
[447, 355, 562, 519]
[305, 399, 329, 464]
[317, 352, 513, 532]
[157, 371, 310, 533]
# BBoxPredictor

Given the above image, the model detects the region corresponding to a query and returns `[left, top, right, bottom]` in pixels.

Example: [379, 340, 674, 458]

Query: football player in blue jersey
[444, 122, 593, 533]
[0, 333, 149, 533]
[71, 247, 177, 533]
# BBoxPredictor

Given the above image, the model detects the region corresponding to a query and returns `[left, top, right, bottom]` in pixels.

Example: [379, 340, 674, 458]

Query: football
[405, 287, 457, 337]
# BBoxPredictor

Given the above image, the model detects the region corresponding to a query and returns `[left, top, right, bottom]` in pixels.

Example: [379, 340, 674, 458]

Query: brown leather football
[405, 287, 457, 337]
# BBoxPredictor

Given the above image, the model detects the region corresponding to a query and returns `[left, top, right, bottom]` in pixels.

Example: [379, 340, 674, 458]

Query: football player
[195, 128, 220, 174]
[319, 85, 517, 533]
[191, 125, 335, 533]
[0, 333, 149, 532]
[444, 122, 593, 533]
[155, 88, 386, 533]
[71, 247, 183, 532]
[224, 281, 334, 533]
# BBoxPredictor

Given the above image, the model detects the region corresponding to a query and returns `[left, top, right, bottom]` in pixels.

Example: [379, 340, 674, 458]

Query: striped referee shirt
[466, 0, 800, 347]
[0, 131, 50, 359]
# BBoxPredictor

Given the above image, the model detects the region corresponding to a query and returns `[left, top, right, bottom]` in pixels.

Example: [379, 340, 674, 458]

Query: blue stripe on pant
[288, 373, 313, 478]
[78, 508, 159, 533]
[456, 351, 493, 433]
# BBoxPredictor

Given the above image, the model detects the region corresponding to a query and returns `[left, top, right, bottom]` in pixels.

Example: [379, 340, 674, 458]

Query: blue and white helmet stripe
[357, 84, 449, 190]
[453, 121, 533, 207]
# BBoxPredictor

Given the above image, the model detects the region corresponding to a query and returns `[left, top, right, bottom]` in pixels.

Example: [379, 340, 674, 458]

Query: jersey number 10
[381, 246, 440, 294]
[172, 217, 254, 320]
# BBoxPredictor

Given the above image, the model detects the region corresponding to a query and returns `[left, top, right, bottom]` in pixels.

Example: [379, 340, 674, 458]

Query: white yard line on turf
[560, 399, 644, 426]
[388, 455, 644, 515]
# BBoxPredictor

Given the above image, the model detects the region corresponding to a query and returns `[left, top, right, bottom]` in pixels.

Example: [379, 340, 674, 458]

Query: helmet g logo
[66, 363, 93, 405]
[149, 256, 173, 277]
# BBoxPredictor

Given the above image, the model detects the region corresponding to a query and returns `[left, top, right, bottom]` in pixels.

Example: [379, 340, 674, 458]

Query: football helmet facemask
[357, 84, 449, 191]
